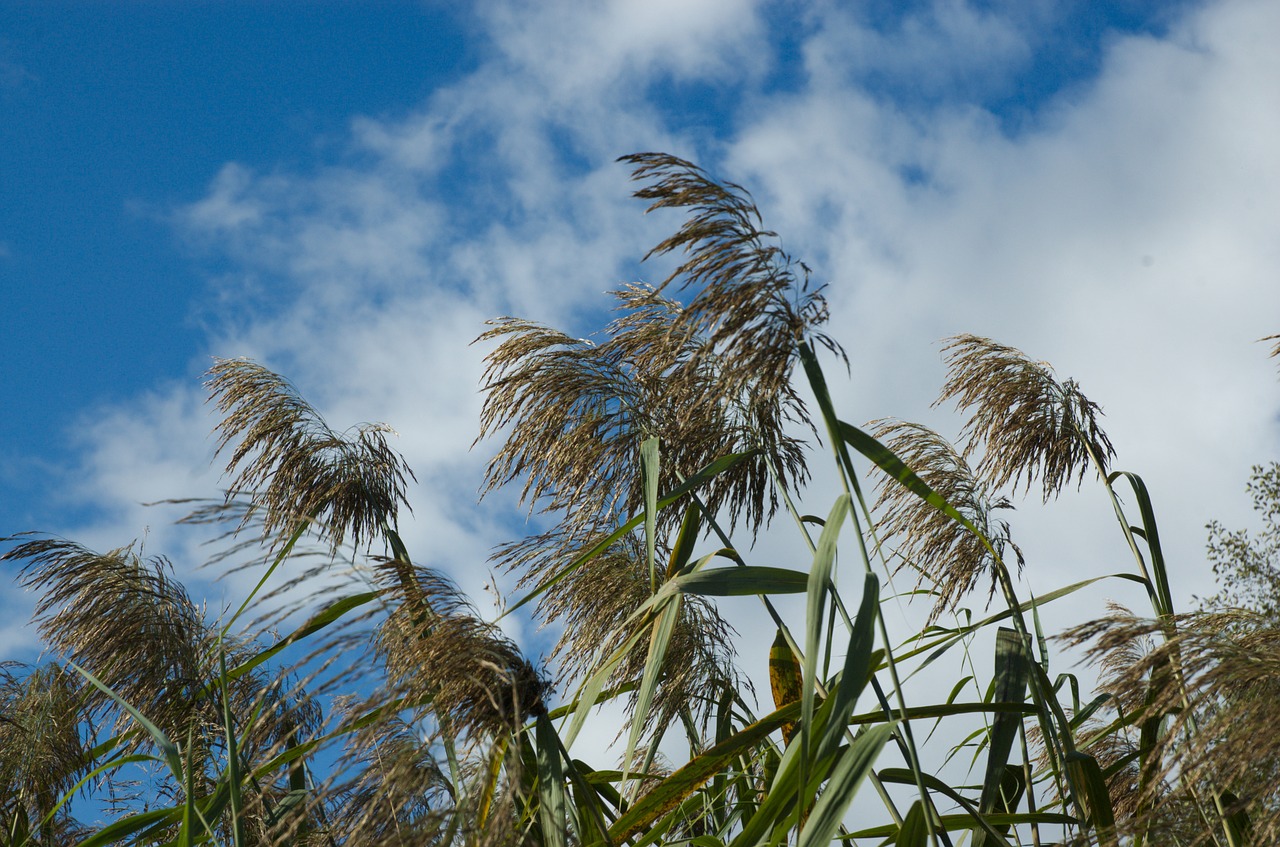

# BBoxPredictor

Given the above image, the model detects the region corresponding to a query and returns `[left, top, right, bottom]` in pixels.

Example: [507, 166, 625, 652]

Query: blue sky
[0, 3, 470, 522]
[2, 0, 1278, 718]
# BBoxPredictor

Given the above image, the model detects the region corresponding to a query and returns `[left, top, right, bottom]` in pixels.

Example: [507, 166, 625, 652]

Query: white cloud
[477, 0, 768, 99]
[725, 0, 1280, 606]
[802, 0, 1036, 101]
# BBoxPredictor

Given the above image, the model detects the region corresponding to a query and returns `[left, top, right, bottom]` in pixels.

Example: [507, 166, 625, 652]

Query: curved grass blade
[896, 800, 930, 847]
[848, 812, 1074, 840]
[608, 701, 801, 843]
[795, 723, 896, 847]
[675, 565, 810, 596]
[818, 573, 879, 763]
[225, 591, 378, 682]
[72, 808, 178, 847]
[536, 712, 569, 847]
[67, 661, 182, 781]
[837, 419, 986, 543]
[565, 624, 650, 748]
[972, 628, 1030, 847]
[898, 572, 1147, 667]
[877, 768, 1026, 847]
[666, 501, 702, 580]
[1109, 471, 1174, 617]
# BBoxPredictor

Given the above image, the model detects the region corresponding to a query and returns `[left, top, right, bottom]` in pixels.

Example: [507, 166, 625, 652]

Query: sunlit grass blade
[972, 628, 1030, 847]
[665, 501, 702, 580]
[536, 712, 569, 847]
[623, 593, 682, 779]
[674, 565, 810, 596]
[608, 701, 802, 843]
[1109, 470, 1174, 617]
[731, 688, 860, 847]
[565, 625, 650, 748]
[817, 573, 879, 762]
[795, 722, 896, 847]
[642, 436, 660, 591]
[802, 494, 851, 791]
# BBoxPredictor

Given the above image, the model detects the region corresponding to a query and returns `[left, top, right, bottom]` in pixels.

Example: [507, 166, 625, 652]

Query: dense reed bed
[3, 154, 1277, 847]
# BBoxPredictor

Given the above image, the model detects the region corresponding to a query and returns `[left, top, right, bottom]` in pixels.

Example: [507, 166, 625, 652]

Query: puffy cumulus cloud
[476, 0, 769, 100]
[43, 0, 1280, 740]
[728, 0, 1280, 628]
[800, 0, 1036, 102]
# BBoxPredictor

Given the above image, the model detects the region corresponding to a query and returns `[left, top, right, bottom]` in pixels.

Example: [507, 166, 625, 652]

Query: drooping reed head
[939, 334, 1114, 502]
[480, 155, 840, 541]
[620, 152, 842, 401]
[494, 526, 740, 737]
[371, 559, 550, 744]
[3, 535, 320, 777]
[206, 358, 415, 554]
[871, 419, 1022, 620]
[8, 537, 213, 738]
[1064, 608, 1280, 845]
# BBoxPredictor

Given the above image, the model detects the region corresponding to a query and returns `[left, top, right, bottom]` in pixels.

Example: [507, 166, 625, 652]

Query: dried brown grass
[207, 358, 415, 554]
[870, 419, 1022, 620]
[939, 334, 1114, 502]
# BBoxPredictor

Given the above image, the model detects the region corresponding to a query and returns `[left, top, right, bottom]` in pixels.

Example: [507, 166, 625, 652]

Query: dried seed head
[493, 526, 740, 738]
[870, 420, 1022, 620]
[372, 560, 550, 743]
[3, 536, 320, 778]
[1063, 608, 1280, 844]
[205, 358, 414, 554]
[621, 152, 844, 400]
[478, 154, 844, 542]
[0, 661, 89, 824]
[476, 286, 808, 539]
[938, 335, 1114, 502]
